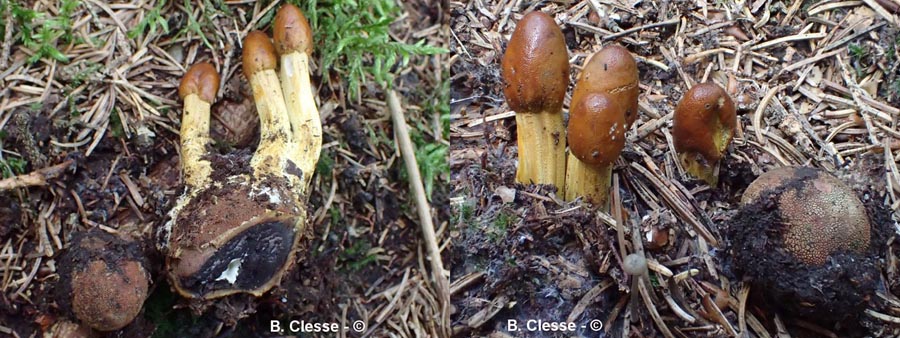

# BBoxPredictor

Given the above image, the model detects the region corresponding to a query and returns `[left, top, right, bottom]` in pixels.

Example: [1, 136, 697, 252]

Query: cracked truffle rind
[739, 166, 869, 265]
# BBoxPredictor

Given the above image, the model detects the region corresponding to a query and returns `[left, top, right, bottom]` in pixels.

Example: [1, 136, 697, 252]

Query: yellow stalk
[515, 111, 566, 195]
[248, 69, 293, 178]
[680, 152, 719, 186]
[564, 152, 612, 208]
[181, 94, 212, 188]
[279, 51, 322, 191]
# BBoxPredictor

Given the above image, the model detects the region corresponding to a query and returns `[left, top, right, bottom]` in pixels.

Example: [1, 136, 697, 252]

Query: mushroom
[274, 4, 321, 190]
[727, 166, 877, 324]
[564, 46, 637, 205]
[501, 11, 569, 192]
[178, 62, 219, 188]
[163, 25, 321, 300]
[622, 253, 647, 276]
[573, 45, 640, 127]
[564, 92, 625, 205]
[672, 82, 736, 185]
[57, 229, 149, 332]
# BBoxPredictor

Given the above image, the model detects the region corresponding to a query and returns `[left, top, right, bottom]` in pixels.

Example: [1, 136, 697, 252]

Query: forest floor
[449, 0, 900, 337]
[0, 0, 449, 337]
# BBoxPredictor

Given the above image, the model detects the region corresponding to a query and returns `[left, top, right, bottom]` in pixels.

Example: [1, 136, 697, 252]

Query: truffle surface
[726, 167, 881, 326]
[58, 229, 149, 332]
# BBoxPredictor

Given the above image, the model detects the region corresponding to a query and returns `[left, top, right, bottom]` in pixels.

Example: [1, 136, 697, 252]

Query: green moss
[1, 0, 79, 63]
[339, 239, 377, 272]
[128, 0, 170, 39]
[451, 197, 475, 228]
[109, 109, 125, 138]
[292, 0, 447, 101]
[316, 149, 335, 177]
[0, 156, 27, 179]
[487, 210, 517, 242]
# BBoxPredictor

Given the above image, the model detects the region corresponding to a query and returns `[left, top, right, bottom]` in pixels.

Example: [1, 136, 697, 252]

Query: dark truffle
[726, 167, 879, 326]
[58, 229, 149, 331]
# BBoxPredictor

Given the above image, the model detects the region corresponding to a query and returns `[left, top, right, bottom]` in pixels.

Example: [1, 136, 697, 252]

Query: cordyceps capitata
[161, 4, 321, 301]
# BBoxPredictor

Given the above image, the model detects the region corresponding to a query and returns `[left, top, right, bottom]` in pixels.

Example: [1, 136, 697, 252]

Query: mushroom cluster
[162, 3, 320, 300]
[501, 12, 737, 206]
[501, 10, 884, 330]
[52, 3, 331, 332]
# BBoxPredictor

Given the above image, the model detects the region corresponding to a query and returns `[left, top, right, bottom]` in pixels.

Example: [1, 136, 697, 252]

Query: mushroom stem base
[563, 153, 612, 208]
[515, 111, 566, 194]
[680, 152, 719, 186]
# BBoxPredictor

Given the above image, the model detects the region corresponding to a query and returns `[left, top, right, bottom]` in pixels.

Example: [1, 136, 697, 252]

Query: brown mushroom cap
[576, 45, 639, 126]
[567, 92, 626, 167]
[501, 11, 569, 114]
[273, 4, 313, 56]
[179, 62, 220, 103]
[242, 30, 278, 77]
[672, 82, 736, 163]
[741, 166, 870, 265]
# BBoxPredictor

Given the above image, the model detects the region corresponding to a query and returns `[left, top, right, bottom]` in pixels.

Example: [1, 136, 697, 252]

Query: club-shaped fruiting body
[673, 82, 736, 186]
[501, 11, 569, 192]
[564, 92, 625, 205]
[58, 230, 149, 332]
[574, 45, 640, 127]
[564, 46, 635, 205]
[178, 62, 219, 188]
[274, 4, 321, 191]
[740, 167, 870, 265]
[163, 12, 321, 300]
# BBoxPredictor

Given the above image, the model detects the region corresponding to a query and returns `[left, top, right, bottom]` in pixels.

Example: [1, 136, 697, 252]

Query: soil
[450, 180, 619, 337]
